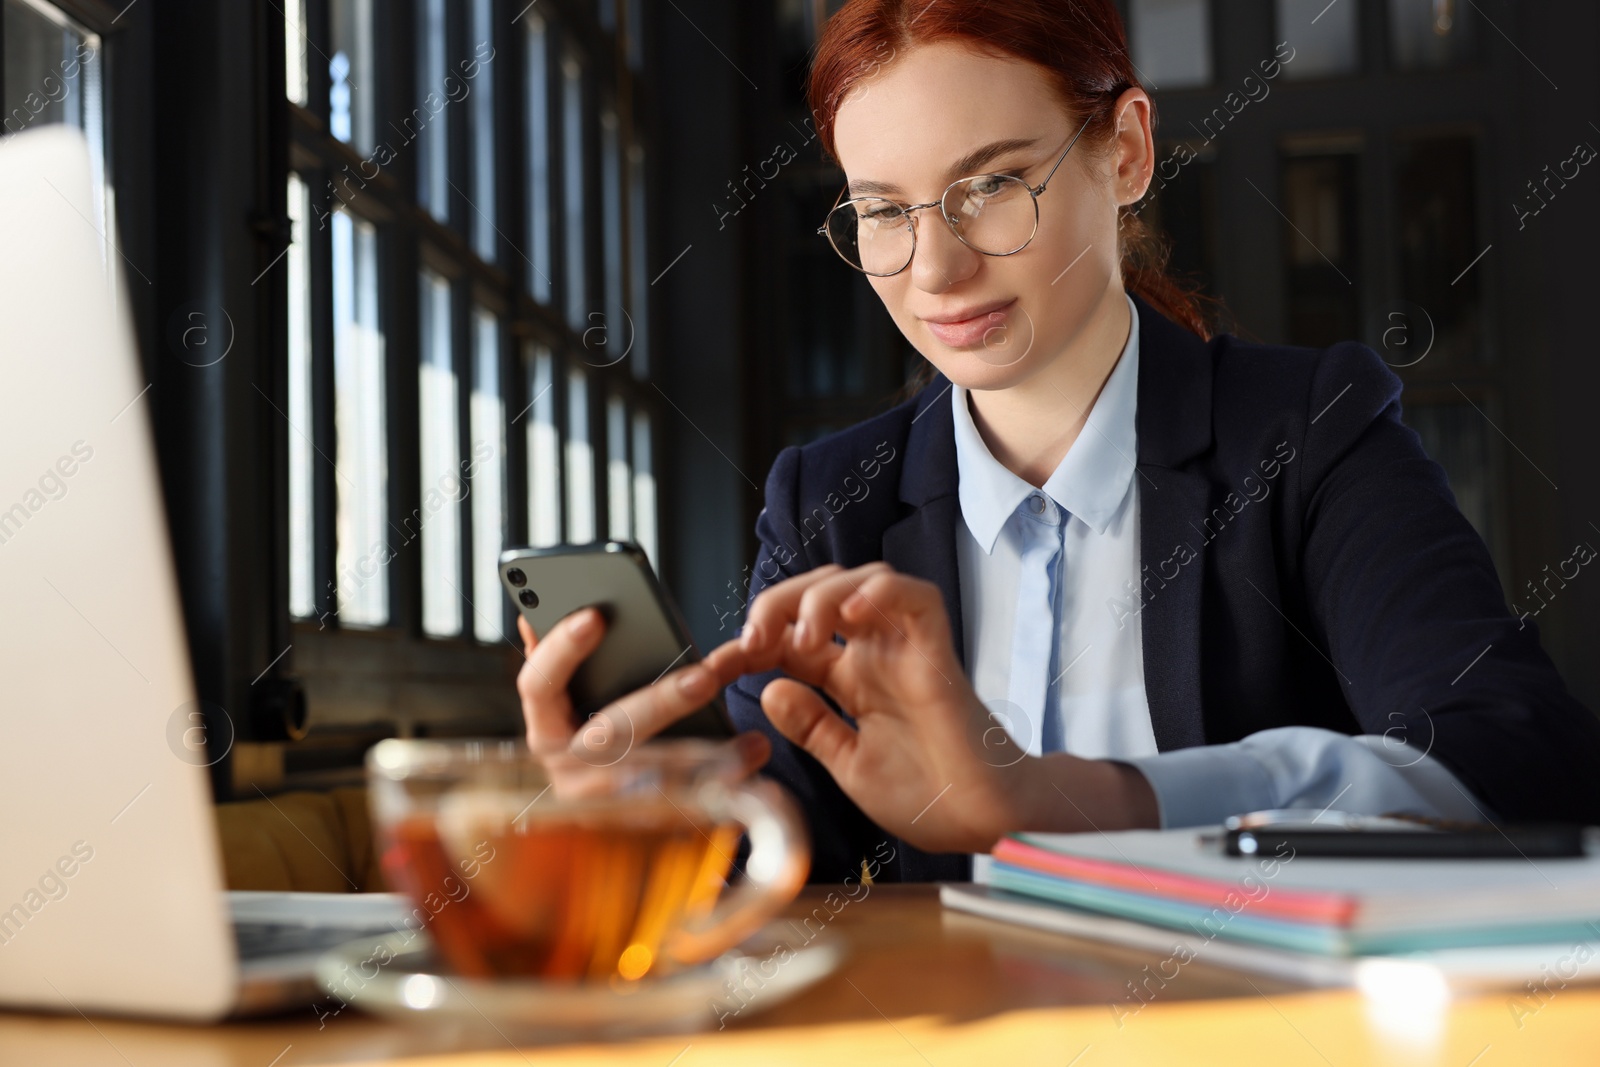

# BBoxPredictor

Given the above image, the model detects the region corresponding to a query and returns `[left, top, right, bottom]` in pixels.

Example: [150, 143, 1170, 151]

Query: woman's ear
[1110, 88, 1155, 207]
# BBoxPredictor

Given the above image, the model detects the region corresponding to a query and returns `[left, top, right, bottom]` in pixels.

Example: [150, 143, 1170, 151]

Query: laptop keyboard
[234, 920, 405, 962]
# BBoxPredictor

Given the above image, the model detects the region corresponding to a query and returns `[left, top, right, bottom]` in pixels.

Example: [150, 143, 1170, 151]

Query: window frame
[280, 0, 662, 748]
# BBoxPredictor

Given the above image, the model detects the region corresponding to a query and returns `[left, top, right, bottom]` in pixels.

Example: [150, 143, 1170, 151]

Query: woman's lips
[923, 299, 1018, 348]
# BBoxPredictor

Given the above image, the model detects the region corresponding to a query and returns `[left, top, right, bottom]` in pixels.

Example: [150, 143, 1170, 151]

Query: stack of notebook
[941, 828, 1600, 988]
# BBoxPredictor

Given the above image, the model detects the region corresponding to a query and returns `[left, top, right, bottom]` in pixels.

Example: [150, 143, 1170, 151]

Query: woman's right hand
[516, 608, 770, 775]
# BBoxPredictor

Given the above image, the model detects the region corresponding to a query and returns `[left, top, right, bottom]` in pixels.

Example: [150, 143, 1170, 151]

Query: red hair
[808, 0, 1218, 354]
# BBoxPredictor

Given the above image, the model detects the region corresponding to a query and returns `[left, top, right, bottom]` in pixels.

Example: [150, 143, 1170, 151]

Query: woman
[519, 0, 1600, 883]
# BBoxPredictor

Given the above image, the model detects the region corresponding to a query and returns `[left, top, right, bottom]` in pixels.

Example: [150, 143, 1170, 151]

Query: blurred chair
[213, 788, 387, 893]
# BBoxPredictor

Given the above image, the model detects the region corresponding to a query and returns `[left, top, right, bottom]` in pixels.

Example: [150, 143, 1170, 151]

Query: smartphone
[1224, 824, 1586, 859]
[499, 540, 737, 739]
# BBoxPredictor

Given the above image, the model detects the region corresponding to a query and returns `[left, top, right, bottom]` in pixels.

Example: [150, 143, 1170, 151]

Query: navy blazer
[724, 291, 1600, 883]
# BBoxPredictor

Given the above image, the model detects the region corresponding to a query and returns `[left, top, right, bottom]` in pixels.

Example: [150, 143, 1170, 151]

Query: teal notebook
[987, 862, 1600, 955]
[985, 827, 1600, 957]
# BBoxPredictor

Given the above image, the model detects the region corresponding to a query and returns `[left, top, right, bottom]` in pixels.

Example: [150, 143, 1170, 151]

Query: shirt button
[1030, 495, 1045, 514]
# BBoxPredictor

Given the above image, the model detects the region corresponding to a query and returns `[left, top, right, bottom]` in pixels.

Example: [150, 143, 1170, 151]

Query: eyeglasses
[816, 114, 1093, 277]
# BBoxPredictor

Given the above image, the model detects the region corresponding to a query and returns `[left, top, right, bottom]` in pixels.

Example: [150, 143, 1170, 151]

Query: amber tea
[367, 738, 807, 985]
[383, 798, 743, 982]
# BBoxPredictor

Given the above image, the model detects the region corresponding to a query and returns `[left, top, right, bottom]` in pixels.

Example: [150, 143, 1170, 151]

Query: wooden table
[3, 884, 1598, 1065]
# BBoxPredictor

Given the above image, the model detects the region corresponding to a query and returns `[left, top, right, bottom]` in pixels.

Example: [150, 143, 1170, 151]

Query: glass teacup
[367, 738, 810, 983]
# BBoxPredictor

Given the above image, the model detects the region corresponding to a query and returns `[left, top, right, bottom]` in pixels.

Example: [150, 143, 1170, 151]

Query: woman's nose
[910, 207, 981, 291]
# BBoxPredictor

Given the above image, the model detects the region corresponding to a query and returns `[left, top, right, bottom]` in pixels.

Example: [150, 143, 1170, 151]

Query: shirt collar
[951, 291, 1140, 552]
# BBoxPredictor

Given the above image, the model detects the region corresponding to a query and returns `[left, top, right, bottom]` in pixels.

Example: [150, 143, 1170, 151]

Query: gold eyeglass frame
[816, 114, 1094, 277]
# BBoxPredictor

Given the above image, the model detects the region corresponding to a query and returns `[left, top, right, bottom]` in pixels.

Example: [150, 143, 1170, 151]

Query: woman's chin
[918, 350, 1041, 393]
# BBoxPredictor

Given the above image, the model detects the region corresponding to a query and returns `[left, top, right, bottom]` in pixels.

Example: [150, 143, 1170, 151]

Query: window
[1406, 400, 1498, 560]
[1388, 0, 1477, 71]
[3, 0, 108, 240]
[525, 344, 560, 547]
[1387, 131, 1498, 571]
[627, 138, 651, 378]
[606, 392, 631, 540]
[562, 48, 588, 331]
[1276, 0, 1359, 79]
[416, 0, 451, 222]
[287, 174, 315, 619]
[625, 0, 646, 72]
[1128, 0, 1212, 90]
[566, 366, 596, 542]
[284, 0, 309, 107]
[601, 106, 626, 367]
[468, 0, 496, 262]
[331, 207, 387, 625]
[1280, 136, 1362, 348]
[419, 269, 461, 637]
[470, 307, 506, 641]
[329, 0, 374, 153]
[631, 411, 657, 569]
[525, 14, 554, 303]
[1393, 133, 1481, 365]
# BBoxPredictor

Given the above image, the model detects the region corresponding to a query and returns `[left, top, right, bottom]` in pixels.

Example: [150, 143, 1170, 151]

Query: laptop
[0, 126, 410, 1020]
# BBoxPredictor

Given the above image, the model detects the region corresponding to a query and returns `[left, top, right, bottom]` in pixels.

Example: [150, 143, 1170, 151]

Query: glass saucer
[313, 922, 847, 1042]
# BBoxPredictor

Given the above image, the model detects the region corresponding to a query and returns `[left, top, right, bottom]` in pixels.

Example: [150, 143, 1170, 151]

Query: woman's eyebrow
[846, 136, 1042, 196]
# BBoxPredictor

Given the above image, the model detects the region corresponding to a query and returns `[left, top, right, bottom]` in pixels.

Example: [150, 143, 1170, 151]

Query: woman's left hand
[734, 563, 1008, 851]
[731, 563, 1152, 852]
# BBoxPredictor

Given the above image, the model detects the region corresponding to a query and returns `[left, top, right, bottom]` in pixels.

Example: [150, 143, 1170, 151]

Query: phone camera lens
[506, 568, 526, 587]
[518, 589, 539, 609]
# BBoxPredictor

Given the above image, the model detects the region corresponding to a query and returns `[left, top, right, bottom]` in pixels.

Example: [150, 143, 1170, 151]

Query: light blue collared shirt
[951, 292, 1486, 859]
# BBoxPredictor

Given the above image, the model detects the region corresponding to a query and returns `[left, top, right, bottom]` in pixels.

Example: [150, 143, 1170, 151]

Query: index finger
[740, 563, 891, 654]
